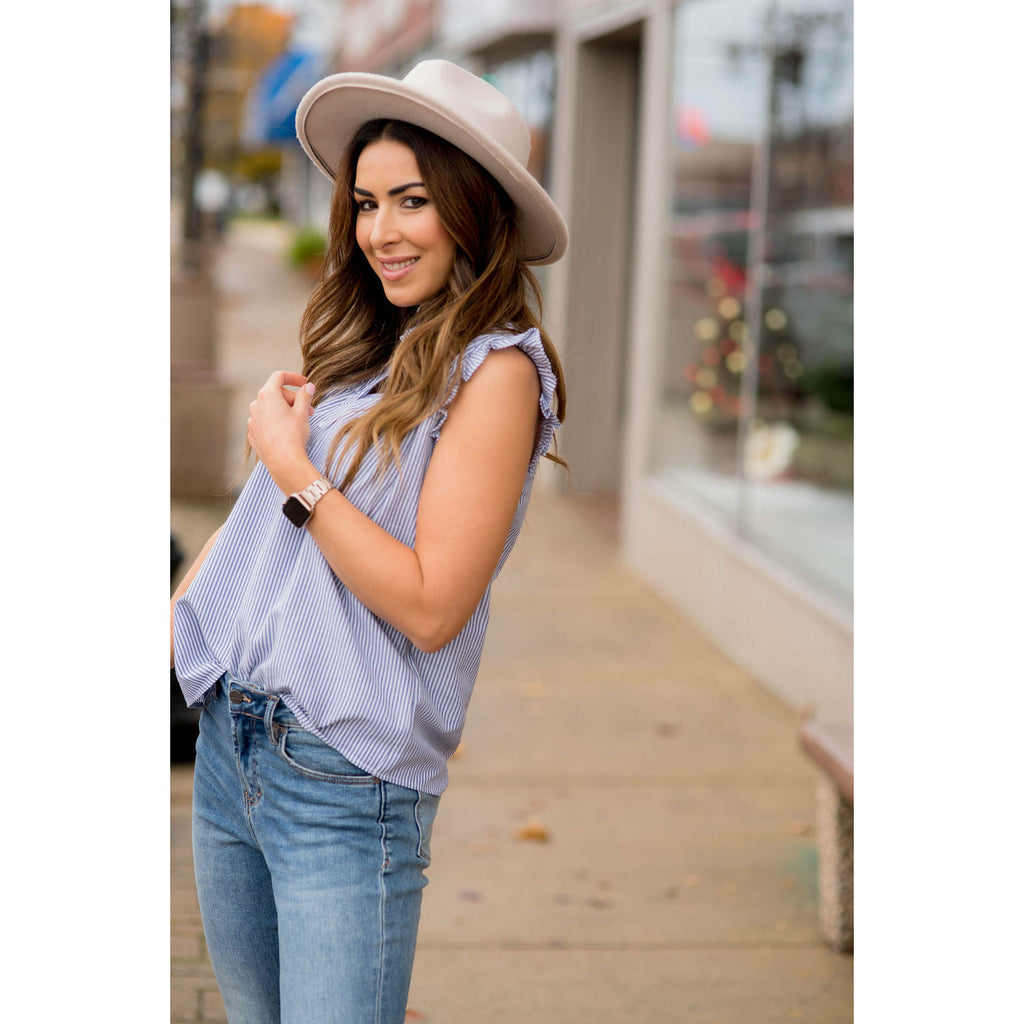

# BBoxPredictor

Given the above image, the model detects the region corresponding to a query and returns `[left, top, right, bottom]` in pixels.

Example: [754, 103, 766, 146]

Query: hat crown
[402, 60, 531, 167]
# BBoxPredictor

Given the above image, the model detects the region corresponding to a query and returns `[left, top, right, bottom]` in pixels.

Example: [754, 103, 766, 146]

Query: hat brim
[295, 73, 568, 266]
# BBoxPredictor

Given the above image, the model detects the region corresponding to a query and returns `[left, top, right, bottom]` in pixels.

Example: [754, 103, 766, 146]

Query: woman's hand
[247, 371, 319, 494]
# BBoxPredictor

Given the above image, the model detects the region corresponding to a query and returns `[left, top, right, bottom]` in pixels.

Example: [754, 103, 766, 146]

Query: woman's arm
[247, 348, 540, 652]
[170, 526, 223, 667]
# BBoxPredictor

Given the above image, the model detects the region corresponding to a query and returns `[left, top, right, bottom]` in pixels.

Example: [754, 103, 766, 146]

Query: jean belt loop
[264, 693, 280, 742]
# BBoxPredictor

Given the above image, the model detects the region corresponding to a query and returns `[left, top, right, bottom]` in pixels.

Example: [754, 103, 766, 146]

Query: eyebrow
[352, 182, 426, 198]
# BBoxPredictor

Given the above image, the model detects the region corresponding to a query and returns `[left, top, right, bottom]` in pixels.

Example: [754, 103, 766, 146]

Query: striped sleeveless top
[173, 327, 560, 795]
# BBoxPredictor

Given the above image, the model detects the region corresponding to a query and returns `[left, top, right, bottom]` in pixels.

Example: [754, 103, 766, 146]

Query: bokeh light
[725, 351, 747, 374]
[717, 296, 741, 320]
[694, 316, 719, 341]
[706, 276, 727, 298]
[690, 391, 713, 415]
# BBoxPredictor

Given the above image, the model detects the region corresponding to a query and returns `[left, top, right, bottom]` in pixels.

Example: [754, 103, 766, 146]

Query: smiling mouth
[379, 256, 419, 280]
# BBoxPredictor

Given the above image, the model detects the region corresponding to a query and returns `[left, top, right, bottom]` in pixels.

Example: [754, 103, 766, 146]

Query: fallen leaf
[514, 816, 550, 842]
[405, 1011, 426, 1021]
[451, 743, 467, 759]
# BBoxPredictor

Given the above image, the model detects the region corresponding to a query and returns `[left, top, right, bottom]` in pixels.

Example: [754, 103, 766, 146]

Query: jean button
[229, 689, 244, 704]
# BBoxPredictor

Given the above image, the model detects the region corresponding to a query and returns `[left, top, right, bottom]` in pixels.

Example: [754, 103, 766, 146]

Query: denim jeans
[191, 675, 439, 1024]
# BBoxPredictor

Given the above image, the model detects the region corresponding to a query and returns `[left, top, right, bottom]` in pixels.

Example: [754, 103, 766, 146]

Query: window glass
[483, 50, 557, 292]
[653, 0, 853, 604]
[482, 50, 556, 188]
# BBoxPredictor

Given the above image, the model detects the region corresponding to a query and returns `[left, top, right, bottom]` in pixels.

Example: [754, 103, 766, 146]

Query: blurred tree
[234, 149, 285, 214]
[203, 4, 294, 207]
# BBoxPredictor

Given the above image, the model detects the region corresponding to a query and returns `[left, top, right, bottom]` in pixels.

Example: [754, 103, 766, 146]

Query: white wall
[439, 0, 561, 50]
[626, 481, 853, 726]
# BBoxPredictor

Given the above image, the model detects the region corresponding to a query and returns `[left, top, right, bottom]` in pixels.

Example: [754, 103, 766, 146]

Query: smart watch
[282, 477, 333, 527]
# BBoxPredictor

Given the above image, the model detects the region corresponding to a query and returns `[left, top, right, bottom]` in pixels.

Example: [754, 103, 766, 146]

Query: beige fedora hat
[295, 60, 568, 265]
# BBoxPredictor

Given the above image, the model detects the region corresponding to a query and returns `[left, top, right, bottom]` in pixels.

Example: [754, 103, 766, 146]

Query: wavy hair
[298, 119, 567, 492]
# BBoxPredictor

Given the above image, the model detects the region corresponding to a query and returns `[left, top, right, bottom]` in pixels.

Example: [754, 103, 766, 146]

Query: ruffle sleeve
[429, 327, 561, 472]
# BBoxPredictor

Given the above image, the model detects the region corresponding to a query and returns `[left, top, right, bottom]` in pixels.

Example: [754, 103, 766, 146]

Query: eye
[354, 198, 376, 213]
[402, 195, 428, 209]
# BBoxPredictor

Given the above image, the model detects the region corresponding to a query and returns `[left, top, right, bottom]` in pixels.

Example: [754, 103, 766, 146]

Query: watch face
[282, 496, 311, 527]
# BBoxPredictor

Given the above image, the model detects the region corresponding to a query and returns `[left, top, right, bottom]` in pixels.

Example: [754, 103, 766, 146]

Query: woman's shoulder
[459, 326, 550, 383]
[430, 326, 560, 469]
[457, 342, 539, 402]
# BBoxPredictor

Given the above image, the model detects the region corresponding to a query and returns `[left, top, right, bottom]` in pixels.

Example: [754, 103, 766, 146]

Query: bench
[798, 718, 853, 953]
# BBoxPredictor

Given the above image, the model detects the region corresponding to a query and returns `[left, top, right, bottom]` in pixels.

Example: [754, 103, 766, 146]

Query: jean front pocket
[277, 725, 378, 785]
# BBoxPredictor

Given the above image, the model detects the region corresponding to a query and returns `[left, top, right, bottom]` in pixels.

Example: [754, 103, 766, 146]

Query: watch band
[282, 477, 333, 527]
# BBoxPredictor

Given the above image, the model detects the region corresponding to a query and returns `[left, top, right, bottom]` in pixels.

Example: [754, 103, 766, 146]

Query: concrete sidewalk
[170, 220, 853, 1022]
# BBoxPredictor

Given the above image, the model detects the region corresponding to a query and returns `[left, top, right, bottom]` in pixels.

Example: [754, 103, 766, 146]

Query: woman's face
[353, 139, 457, 308]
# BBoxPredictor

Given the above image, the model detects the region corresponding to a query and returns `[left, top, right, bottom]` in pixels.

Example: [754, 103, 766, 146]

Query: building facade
[286, 0, 854, 730]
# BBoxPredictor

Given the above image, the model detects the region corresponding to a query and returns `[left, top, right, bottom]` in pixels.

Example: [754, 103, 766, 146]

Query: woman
[171, 60, 568, 1023]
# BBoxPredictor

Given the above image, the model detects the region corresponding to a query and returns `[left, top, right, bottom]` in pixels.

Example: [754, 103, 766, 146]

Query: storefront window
[652, 0, 853, 603]
[482, 49, 557, 295]
[481, 50, 556, 189]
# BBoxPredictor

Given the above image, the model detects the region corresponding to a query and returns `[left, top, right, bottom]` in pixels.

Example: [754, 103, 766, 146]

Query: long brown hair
[299, 119, 567, 491]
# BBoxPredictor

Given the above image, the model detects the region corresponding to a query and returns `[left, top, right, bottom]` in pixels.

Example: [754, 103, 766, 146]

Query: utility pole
[181, 0, 209, 270]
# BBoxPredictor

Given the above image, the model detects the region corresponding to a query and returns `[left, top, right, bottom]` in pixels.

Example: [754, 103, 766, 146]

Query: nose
[369, 204, 401, 250]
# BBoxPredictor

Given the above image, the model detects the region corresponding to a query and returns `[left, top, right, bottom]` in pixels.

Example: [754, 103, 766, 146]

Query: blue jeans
[191, 675, 439, 1024]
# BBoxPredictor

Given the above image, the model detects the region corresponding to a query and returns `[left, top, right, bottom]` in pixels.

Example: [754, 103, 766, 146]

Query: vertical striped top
[173, 327, 560, 796]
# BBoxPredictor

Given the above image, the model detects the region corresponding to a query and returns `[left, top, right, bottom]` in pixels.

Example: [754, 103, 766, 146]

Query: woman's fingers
[265, 370, 308, 389]
[259, 370, 311, 408]
[293, 381, 316, 416]
[247, 372, 315, 468]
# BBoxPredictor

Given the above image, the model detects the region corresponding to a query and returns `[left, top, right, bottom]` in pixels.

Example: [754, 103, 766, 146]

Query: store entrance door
[561, 23, 642, 531]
